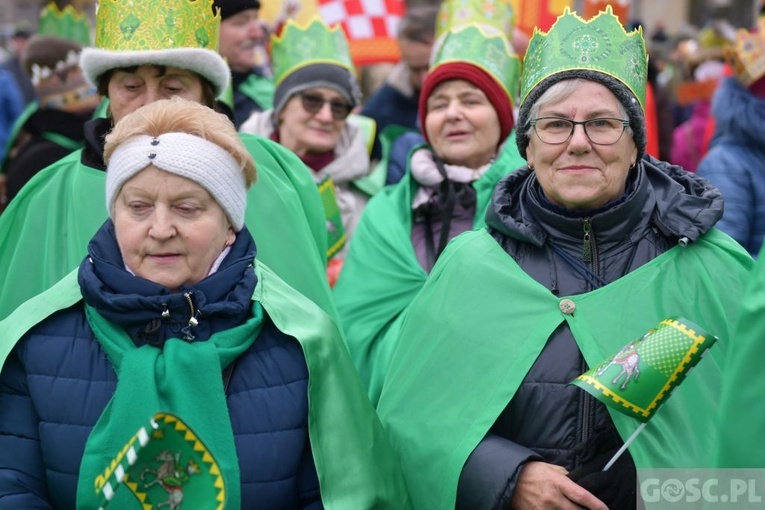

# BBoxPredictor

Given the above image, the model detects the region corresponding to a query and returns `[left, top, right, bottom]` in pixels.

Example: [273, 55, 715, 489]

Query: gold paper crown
[94, 0, 220, 52]
[270, 17, 354, 86]
[38, 2, 92, 46]
[725, 17, 765, 87]
[520, 6, 648, 109]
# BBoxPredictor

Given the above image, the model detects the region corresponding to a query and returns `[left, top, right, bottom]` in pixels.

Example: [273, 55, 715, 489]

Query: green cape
[0, 133, 335, 322]
[716, 241, 765, 468]
[376, 228, 753, 510]
[0, 262, 412, 509]
[238, 73, 275, 110]
[333, 133, 526, 403]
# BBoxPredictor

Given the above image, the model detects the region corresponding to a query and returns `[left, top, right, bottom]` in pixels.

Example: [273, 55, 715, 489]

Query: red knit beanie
[418, 62, 514, 146]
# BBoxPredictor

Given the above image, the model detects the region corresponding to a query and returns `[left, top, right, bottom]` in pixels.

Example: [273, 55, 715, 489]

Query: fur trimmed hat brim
[80, 47, 230, 97]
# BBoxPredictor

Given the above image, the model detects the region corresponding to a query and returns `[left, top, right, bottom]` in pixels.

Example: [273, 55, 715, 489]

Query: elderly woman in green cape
[0, 98, 410, 509]
[374, 7, 754, 510]
[332, 0, 525, 404]
[0, 0, 334, 322]
[239, 18, 371, 264]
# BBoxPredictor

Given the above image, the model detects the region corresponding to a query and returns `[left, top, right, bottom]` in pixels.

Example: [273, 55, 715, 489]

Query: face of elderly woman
[425, 80, 501, 169]
[108, 66, 205, 124]
[113, 166, 235, 291]
[277, 87, 350, 157]
[526, 80, 638, 210]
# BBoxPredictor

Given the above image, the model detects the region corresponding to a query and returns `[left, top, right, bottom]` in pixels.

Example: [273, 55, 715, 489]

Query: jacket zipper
[579, 217, 600, 464]
[181, 291, 199, 341]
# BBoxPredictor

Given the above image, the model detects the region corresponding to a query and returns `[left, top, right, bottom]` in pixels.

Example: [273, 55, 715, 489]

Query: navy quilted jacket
[0, 222, 322, 509]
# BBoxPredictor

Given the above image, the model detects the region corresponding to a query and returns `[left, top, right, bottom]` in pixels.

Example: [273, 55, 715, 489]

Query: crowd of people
[0, 0, 763, 509]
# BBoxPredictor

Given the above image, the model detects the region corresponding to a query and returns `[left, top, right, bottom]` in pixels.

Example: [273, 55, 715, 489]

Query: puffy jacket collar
[78, 221, 258, 345]
[486, 156, 723, 249]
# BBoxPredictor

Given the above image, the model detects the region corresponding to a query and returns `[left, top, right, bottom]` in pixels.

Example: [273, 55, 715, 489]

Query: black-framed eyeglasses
[530, 117, 630, 145]
[298, 92, 352, 120]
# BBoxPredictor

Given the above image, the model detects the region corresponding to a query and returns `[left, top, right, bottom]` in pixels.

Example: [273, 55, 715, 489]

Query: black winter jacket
[456, 156, 723, 509]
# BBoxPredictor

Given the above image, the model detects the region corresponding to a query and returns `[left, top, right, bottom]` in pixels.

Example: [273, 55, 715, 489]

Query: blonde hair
[104, 97, 256, 187]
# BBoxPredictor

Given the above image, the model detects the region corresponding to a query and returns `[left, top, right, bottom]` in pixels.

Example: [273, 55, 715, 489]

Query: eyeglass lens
[533, 118, 627, 145]
[300, 93, 351, 120]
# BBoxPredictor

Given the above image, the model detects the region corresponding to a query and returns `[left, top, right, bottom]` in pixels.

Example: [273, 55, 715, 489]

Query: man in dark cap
[215, 0, 275, 127]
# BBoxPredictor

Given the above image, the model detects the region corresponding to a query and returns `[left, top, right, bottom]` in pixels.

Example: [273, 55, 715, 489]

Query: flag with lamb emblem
[572, 317, 717, 422]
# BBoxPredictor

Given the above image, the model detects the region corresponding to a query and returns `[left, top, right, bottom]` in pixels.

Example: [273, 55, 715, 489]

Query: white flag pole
[602, 422, 647, 471]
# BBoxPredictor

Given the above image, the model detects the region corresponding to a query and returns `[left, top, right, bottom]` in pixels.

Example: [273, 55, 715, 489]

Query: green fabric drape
[77, 304, 264, 509]
[716, 241, 765, 468]
[238, 73, 275, 109]
[334, 132, 526, 403]
[376, 228, 753, 510]
[0, 133, 335, 322]
[0, 262, 413, 509]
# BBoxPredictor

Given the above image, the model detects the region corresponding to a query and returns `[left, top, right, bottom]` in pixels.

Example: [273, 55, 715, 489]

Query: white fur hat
[80, 47, 230, 97]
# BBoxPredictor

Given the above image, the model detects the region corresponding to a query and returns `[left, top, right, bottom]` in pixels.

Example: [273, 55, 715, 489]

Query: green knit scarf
[75, 303, 264, 509]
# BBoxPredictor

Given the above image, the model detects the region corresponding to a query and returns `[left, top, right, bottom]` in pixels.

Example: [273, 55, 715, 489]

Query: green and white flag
[97, 412, 224, 510]
[573, 317, 718, 422]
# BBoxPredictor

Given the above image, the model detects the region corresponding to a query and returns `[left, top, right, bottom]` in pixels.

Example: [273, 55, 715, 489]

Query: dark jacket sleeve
[0, 345, 54, 509]
[456, 433, 542, 510]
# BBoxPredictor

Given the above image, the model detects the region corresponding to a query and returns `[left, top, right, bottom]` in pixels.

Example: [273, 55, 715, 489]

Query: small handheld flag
[96, 412, 225, 510]
[572, 317, 717, 470]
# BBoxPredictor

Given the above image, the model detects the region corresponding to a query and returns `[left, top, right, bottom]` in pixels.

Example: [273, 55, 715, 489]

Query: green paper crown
[271, 17, 354, 86]
[38, 2, 92, 46]
[435, 0, 514, 42]
[94, 0, 220, 52]
[432, 23, 521, 103]
[520, 6, 648, 109]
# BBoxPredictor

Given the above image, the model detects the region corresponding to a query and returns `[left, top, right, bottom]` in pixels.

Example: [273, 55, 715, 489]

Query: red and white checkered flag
[318, 0, 404, 66]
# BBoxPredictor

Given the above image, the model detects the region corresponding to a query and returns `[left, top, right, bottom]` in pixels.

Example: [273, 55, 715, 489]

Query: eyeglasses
[298, 92, 352, 120]
[530, 117, 630, 145]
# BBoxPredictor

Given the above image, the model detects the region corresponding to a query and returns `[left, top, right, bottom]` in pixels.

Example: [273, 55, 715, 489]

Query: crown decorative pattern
[95, 0, 220, 52]
[520, 6, 648, 109]
[725, 17, 765, 87]
[435, 0, 514, 41]
[270, 17, 354, 86]
[39, 2, 92, 46]
[432, 24, 521, 102]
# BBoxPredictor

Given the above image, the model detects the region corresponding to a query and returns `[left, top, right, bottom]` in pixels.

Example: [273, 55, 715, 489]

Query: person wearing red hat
[333, 9, 525, 404]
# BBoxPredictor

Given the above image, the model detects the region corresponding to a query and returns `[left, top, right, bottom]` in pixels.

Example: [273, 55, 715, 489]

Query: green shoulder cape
[333, 133, 526, 403]
[376, 228, 753, 510]
[0, 262, 412, 509]
[716, 241, 765, 468]
[0, 133, 335, 322]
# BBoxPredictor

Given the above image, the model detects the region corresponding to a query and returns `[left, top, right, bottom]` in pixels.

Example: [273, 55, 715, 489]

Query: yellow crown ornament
[725, 17, 765, 87]
[80, 0, 230, 95]
[430, 0, 520, 105]
[38, 2, 92, 46]
[270, 17, 355, 86]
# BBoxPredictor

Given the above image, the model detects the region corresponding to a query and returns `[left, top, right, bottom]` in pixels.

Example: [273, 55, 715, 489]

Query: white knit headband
[106, 133, 247, 231]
